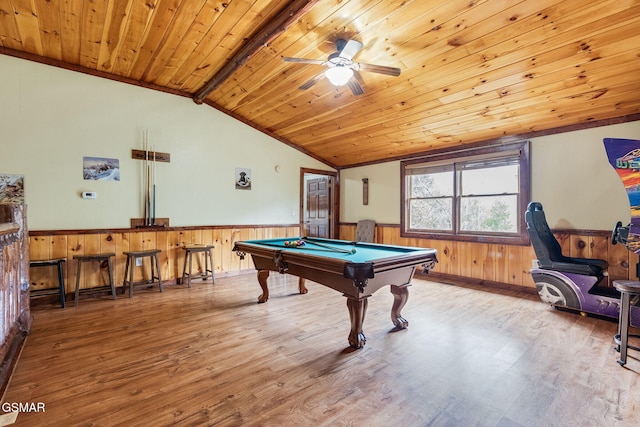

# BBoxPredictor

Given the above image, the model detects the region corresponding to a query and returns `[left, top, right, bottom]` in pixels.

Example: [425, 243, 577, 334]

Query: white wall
[340, 121, 640, 230]
[341, 162, 400, 224]
[0, 55, 333, 230]
[530, 124, 635, 229]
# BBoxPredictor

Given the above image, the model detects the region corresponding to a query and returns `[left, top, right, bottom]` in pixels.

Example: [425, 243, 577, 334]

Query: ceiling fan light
[325, 66, 353, 86]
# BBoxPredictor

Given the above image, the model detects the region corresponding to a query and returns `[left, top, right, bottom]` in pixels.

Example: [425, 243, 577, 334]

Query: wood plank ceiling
[1, 0, 639, 169]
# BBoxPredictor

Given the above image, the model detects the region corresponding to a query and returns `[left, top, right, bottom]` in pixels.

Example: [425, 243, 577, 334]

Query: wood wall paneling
[28, 225, 301, 299]
[29, 223, 638, 303]
[338, 223, 638, 291]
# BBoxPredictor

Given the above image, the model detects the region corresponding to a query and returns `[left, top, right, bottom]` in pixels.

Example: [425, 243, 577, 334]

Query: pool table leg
[257, 270, 270, 303]
[298, 277, 308, 294]
[256, 272, 308, 303]
[346, 297, 368, 348]
[390, 284, 409, 329]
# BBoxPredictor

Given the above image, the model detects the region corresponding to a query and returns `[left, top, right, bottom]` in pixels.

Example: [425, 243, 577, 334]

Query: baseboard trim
[420, 271, 538, 296]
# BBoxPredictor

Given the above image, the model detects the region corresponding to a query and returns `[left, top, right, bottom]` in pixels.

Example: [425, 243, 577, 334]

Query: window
[401, 141, 530, 244]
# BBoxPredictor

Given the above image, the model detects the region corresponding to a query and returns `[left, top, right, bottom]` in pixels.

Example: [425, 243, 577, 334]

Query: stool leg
[107, 257, 116, 300]
[149, 256, 154, 285]
[202, 251, 208, 280]
[155, 254, 163, 292]
[208, 249, 215, 284]
[618, 292, 631, 366]
[57, 261, 66, 309]
[187, 252, 193, 288]
[74, 260, 82, 307]
[198, 252, 205, 281]
[181, 250, 189, 285]
[123, 255, 130, 296]
[200, 252, 207, 281]
[128, 257, 135, 298]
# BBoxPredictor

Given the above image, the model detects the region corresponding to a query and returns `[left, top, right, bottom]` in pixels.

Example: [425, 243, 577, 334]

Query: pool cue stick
[252, 241, 353, 254]
[145, 131, 151, 226]
[143, 131, 148, 226]
[152, 146, 156, 226]
[301, 237, 356, 254]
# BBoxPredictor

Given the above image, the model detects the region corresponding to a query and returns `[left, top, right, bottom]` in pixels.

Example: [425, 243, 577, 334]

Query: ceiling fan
[282, 39, 401, 96]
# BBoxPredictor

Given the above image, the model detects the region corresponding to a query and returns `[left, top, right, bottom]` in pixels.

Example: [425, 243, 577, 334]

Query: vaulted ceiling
[1, 0, 639, 169]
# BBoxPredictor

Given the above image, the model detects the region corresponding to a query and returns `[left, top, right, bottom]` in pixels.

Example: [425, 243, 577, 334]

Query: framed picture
[235, 167, 251, 190]
[0, 174, 24, 203]
[83, 156, 120, 181]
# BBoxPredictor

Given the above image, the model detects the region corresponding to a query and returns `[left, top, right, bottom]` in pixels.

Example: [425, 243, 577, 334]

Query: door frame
[300, 168, 339, 239]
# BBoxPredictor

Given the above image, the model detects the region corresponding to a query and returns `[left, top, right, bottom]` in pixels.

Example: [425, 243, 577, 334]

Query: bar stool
[73, 253, 116, 306]
[613, 280, 640, 366]
[122, 249, 163, 298]
[29, 258, 67, 308]
[181, 244, 215, 287]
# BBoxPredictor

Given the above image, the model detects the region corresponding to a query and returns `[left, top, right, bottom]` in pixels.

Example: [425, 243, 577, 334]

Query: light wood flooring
[3, 273, 640, 426]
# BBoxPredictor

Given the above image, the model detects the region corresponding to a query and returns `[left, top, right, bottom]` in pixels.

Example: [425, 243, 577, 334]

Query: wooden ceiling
[1, 0, 639, 169]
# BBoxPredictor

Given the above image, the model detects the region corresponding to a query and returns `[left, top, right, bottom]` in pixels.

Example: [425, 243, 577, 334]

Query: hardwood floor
[3, 273, 640, 426]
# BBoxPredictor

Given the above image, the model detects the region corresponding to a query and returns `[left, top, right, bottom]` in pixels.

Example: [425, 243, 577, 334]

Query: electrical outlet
[136, 258, 143, 267]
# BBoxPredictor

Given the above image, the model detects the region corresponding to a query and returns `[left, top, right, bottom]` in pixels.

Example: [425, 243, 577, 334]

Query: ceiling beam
[193, 0, 321, 104]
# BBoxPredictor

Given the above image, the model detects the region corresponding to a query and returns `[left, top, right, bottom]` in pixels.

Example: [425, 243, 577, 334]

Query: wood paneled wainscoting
[339, 223, 639, 293]
[29, 224, 300, 300]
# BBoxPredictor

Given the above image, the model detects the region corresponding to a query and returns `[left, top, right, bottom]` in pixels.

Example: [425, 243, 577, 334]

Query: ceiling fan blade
[356, 62, 401, 76]
[338, 39, 363, 60]
[282, 57, 326, 65]
[299, 72, 325, 90]
[346, 78, 364, 96]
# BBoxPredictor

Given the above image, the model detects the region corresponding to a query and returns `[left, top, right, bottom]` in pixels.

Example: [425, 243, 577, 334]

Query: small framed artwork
[235, 167, 251, 190]
[0, 174, 24, 203]
[83, 156, 120, 181]
[362, 178, 369, 205]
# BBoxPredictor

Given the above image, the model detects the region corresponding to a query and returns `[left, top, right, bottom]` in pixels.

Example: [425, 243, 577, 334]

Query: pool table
[233, 237, 438, 348]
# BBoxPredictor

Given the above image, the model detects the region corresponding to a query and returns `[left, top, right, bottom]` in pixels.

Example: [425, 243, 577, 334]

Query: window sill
[401, 229, 530, 246]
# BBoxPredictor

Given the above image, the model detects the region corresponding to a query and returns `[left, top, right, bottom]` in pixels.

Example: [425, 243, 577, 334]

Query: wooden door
[305, 177, 330, 238]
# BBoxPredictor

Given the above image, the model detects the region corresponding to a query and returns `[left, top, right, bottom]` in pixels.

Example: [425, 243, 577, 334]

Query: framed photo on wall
[83, 156, 120, 181]
[235, 168, 251, 190]
[0, 174, 24, 203]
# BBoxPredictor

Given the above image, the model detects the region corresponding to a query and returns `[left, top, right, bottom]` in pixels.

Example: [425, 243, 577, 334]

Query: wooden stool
[613, 280, 640, 366]
[181, 244, 215, 287]
[30, 258, 67, 308]
[72, 253, 116, 306]
[123, 249, 163, 298]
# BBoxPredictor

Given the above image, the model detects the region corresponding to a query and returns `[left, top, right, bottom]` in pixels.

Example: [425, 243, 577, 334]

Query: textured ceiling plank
[11, 0, 44, 55]
[34, 0, 62, 59]
[59, 0, 83, 63]
[78, 0, 108, 68]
